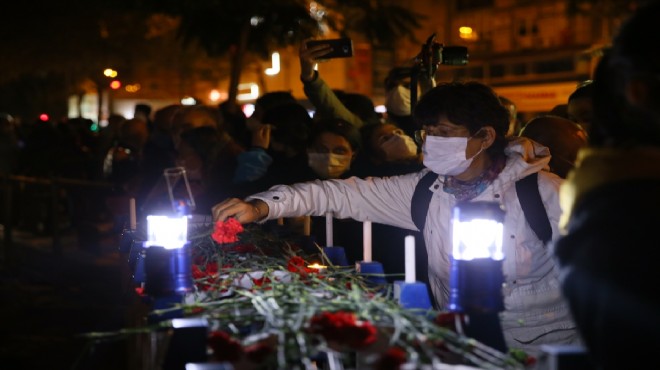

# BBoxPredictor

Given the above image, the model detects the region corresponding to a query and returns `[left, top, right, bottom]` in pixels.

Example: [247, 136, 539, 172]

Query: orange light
[110, 80, 122, 90]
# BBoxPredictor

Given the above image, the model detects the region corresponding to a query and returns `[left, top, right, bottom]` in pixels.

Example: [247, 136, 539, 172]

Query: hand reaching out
[212, 198, 268, 224]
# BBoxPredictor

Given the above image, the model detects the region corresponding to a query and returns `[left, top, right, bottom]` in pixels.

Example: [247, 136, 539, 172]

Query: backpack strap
[411, 171, 439, 231]
[411, 170, 552, 244]
[515, 172, 552, 244]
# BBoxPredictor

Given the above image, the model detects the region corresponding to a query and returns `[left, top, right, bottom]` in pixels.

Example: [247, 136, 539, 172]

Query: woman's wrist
[248, 199, 268, 221]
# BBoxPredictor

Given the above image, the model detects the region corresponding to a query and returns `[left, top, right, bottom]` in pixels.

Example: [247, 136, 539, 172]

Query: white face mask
[385, 85, 412, 117]
[307, 152, 352, 179]
[380, 133, 418, 161]
[422, 135, 482, 176]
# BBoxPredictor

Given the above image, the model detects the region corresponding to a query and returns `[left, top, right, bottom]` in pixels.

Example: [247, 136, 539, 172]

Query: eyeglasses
[414, 125, 470, 145]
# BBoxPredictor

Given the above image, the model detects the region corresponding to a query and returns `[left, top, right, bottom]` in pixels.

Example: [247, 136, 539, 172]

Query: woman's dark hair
[413, 81, 509, 158]
[309, 118, 361, 152]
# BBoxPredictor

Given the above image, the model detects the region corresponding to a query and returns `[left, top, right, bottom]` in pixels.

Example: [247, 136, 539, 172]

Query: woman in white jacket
[213, 81, 578, 355]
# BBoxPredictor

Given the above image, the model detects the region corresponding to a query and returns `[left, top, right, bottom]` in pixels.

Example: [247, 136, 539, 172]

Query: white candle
[303, 216, 311, 236]
[325, 213, 333, 246]
[405, 235, 416, 283]
[363, 220, 372, 262]
[129, 197, 137, 230]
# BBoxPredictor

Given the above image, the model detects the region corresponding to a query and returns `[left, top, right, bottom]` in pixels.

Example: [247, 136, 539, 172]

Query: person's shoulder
[536, 169, 563, 190]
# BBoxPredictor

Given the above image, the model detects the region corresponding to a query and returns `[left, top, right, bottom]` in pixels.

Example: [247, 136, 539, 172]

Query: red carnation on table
[211, 218, 244, 244]
[434, 312, 465, 332]
[192, 262, 219, 279]
[375, 347, 407, 370]
[244, 342, 275, 363]
[192, 262, 229, 292]
[309, 311, 378, 349]
[208, 330, 244, 362]
[287, 255, 315, 275]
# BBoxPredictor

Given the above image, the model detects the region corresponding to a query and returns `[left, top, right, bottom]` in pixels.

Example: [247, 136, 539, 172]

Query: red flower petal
[208, 331, 244, 362]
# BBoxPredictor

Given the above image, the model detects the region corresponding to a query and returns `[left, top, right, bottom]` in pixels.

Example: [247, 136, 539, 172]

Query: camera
[415, 33, 468, 72]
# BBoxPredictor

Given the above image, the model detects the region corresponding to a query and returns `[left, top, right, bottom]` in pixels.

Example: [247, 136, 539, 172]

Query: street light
[448, 201, 507, 353]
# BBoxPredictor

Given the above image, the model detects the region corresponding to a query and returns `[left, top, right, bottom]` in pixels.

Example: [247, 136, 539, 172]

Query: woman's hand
[212, 198, 268, 224]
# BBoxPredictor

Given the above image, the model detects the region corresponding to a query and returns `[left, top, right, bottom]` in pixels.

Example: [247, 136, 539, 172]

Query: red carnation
[212, 218, 244, 244]
[208, 330, 243, 362]
[309, 311, 378, 349]
[244, 342, 274, 363]
[192, 262, 224, 291]
[287, 255, 315, 275]
[252, 276, 272, 290]
[375, 347, 407, 370]
[434, 312, 464, 332]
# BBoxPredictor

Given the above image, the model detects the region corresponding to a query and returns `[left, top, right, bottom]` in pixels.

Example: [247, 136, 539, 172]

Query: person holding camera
[212, 81, 579, 356]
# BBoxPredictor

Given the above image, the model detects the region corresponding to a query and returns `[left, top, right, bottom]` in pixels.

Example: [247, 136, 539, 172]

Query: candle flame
[307, 263, 327, 270]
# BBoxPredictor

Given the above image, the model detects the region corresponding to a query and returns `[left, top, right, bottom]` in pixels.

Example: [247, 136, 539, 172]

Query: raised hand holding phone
[300, 38, 353, 81]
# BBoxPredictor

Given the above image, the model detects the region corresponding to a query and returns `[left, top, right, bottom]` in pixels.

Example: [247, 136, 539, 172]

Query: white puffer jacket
[248, 137, 578, 353]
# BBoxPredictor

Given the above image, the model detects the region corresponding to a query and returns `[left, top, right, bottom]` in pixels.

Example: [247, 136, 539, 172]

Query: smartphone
[306, 38, 353, 59]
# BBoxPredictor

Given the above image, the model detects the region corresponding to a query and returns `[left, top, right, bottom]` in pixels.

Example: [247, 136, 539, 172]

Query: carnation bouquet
[83, 218, 533, 369]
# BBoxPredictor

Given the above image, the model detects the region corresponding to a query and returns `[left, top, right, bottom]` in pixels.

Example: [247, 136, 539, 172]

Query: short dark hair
[310, 118, 361, 152]
[568, 81, 593, 103]
[262, 102, 312, 152]
[414, 81, 510, 157]
[255, 91, 296, 112]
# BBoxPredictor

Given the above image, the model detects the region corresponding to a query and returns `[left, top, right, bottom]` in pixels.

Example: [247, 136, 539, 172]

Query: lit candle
[363, 220, 372, 262]
[129, 197, 137, 230]
[303, 216, 311, 236]
[307, 262, 327, 272]
[325, 213, 333, 246]
[405, 235, 416, 283]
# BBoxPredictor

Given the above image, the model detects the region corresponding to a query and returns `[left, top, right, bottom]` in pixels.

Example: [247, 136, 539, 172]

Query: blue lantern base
[323, 246, 349, 266]
[356, 261, 387, 284]
[394, 281, 433, 310]
[463, 311, 508, 354]
[447, 257, 507, 353]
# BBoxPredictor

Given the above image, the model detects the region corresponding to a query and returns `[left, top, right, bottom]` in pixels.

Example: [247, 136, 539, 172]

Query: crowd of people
[4, 1, 658, 366]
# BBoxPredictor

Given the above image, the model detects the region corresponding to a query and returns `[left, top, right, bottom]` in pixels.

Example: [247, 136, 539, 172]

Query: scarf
[443, 156, 506, 201]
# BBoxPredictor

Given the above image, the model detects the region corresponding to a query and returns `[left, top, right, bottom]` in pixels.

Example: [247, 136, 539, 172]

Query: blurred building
[73, 0, 630, 123]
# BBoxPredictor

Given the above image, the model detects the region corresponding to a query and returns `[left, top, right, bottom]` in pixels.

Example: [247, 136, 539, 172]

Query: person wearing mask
[304, 117, 365, 264]
[353, 122, 423, 178]
[235, 101, 313, 189]
[212, 81, 578, 356]
[306, 118, 360, 180]
[553, 2, 660, 368]
[351, 121, 428, 287]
